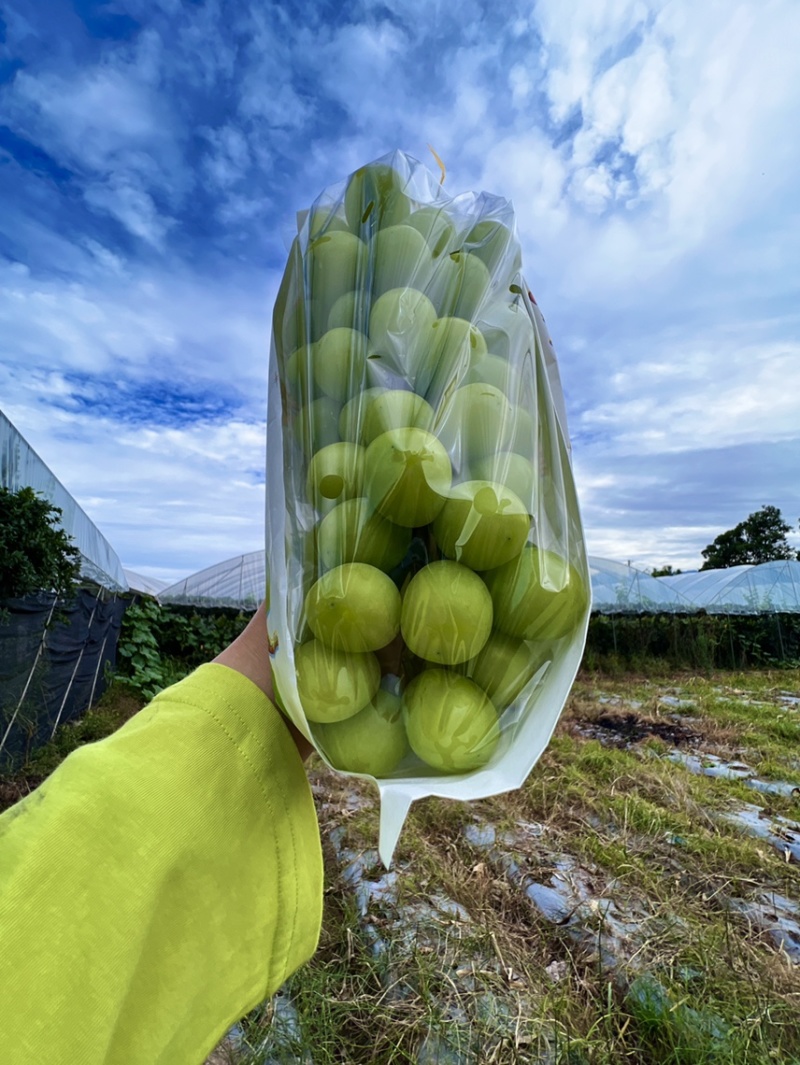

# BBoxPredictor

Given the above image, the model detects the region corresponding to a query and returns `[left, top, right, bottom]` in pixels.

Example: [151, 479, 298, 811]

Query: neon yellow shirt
[0, 664, 323, 1064]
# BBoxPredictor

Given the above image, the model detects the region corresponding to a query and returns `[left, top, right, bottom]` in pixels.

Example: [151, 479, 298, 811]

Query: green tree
[0, 486, 82, 600]
[651, 565, 682, 577]
[700, 505, 799, 571]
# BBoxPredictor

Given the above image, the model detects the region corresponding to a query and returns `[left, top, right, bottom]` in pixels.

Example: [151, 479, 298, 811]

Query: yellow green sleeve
[0, 663, 323, 1065]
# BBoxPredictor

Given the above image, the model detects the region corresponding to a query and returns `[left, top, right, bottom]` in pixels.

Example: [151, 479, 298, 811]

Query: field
[2, 668, 799, 1063]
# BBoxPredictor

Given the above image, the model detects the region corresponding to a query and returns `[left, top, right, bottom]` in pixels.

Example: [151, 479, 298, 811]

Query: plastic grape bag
[266, 150, 591, 866]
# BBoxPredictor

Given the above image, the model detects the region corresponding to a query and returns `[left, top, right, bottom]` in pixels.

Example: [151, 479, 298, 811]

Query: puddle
[728, 892, 800, 964]
[746, 778, 800, 799]
[669, 750, 753, 780]
[331, 830, 472, 938]
[718, 802, 800, 863]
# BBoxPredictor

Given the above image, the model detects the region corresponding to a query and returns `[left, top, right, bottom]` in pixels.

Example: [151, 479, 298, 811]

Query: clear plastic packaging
[266, 150, 590, 865]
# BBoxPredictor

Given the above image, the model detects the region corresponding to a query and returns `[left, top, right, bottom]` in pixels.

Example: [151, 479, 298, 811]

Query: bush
[0, 486, 81, 602]
[116, 601, 251, 699]
[583, 612, 800, 673]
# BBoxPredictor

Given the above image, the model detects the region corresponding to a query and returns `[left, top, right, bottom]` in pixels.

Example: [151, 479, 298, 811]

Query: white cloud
[200, 124, 252, 190]
[509, 64, 534, 108]
[0, 257, 279, 396]
[84, 180, 174, 247]
[533, 0, 800, 255]
[578, 338, 800, 455]
[8, 57, 169, 174]
[477, 131, 570, 248]
[569, 164, 615, 212]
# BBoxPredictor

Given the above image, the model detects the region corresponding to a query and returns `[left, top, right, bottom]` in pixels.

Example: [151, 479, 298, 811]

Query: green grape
[294, 639, 380, 723]
[434, 383, 513, 464]
[365, 427, 452, 527]
[344, 163, 412, 232]
[317, 497, 411, 571]
[338, 387, 386, 444]
[465, 353, 518, 397]
[285, 343, 318, 402]
[406, 205, 457, 258]
[307, 204, 352, 239]
[305, 562, 401, 652]
[400, 560, 492, 665]
[313, 689, 408, 776]
[314, 327, 371, 402]
[465, 220, 521, 278]
[404, 669, 499, 772]
[432, 480, 530, 571]
[307, 231, 368, 322]
[422, 316, 488, 401]
[372, 224, 433, 298]
[427, 250, 491, 320]
[306, 442, 365, 508]
[472, 452, 536, 513]
[464, 634, 549, 711]
[361, 390, 434, 444]
[484, 546, 588, 641]
[368, 288, 438, 386]
[272, 238, 306, 354]
[327, 290, 369, 332]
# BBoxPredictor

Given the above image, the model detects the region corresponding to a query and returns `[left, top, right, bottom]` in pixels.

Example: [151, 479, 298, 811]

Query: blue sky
[2, 0, 799, 584]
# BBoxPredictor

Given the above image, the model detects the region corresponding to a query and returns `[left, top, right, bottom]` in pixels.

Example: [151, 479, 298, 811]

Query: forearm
[0, 664, 323, 1065]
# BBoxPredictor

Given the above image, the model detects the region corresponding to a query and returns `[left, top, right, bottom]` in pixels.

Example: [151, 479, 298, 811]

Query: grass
[235, 667, 800, 1064]
[2, 666, 800, 1062]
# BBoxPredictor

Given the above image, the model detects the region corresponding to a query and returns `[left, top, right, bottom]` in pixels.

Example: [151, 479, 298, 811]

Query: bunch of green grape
[273, 160, 587, 778]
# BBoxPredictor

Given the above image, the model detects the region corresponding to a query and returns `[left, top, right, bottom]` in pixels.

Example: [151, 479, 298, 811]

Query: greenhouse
[2, 411, 128, 593]
[160, 552, 694, 614]
[158, 551, 800, 618]
[123, 569, 169, 599]
[160, 551, 265, 610]
[658, 560, 800, 614]
[1, 411, 128, 768]
[588, 556, 694, 614]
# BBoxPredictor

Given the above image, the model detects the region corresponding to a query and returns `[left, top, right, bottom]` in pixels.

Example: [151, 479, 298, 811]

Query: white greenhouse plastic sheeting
[658, 560, 800, 614]
[160, 551, 264, 609]
[160, 552, 682, 614]
[1, 410, 128, 593]
[157, 552, 800, 616]
[589, 556, 694, 614]
[122, 569, 170, 598]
